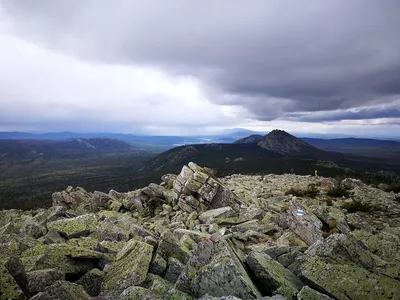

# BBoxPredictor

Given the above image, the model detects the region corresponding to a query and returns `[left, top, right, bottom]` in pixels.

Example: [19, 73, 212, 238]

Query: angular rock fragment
[176, 239, 261, 299]
[245, 251, 303, 298]
[101, 239, 153, 296]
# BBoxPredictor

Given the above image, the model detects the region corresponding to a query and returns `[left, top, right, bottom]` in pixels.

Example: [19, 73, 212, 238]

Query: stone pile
[1, 162, 399, 299]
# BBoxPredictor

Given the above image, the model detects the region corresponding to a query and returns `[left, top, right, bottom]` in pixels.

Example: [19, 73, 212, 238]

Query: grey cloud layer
[2, 0, 400, 123]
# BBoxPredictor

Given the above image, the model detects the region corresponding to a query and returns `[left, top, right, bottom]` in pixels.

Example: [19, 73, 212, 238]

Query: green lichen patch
[21, 243, 105, 274]
[47, 214, 98, 238]
[297, 286, 333, 300]
[101, 239, 153, 296]
[67, 237, 100, 250]
[245, 251, 303, 298]
[301, 257, 400, 300]
[0, 263, 25, 300]
[44, 280, 90, 300]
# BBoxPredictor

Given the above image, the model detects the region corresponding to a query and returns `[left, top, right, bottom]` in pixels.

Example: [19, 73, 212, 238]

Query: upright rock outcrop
[173, 162, 242, 213]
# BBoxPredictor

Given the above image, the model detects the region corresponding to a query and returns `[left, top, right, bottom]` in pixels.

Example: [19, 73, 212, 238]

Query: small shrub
[326, 178, 352, 198]
[388, 182, 400, 193]
[285, 187, 305, 197]
[327, 186, 352, 198]
[306, 184, 320, 198]
[341, 200, 373, 213]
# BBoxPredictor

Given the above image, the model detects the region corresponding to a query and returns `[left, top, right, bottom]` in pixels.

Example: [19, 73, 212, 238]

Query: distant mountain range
[143, 130, 400, 178]
[0, 138, 137, 160]
[1, 130, 400, 157]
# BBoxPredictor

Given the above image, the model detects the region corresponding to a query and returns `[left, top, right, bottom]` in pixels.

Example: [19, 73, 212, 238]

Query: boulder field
[1, 162, 400, 299]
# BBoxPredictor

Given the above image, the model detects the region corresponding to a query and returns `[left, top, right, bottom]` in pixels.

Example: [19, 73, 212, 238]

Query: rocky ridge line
[1, 162, 400, 299]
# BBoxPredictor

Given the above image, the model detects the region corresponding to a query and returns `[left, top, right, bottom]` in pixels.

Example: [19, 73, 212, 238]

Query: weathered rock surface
[27, 268, 64, 296]
[47, 214, 98, 238]
[173, 163, 242, 213]
[44, 280, 90, 300]
[245, 251, 303, 298]
[176, 239, 262, 299]
[76, 268, 105, 296]
[101, 239, 153, 296]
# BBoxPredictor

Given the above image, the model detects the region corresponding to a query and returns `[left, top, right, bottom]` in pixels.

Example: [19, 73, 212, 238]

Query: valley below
[0, 131, 399, 210]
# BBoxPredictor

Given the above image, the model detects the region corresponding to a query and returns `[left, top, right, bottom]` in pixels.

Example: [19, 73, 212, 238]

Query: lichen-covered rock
[67, 237, 100, 251]
[119, 286, 161, 300]
[300, 257, 400, 300]
[130, 224, 157, 239]
[52, 187, 92, 211]
[21, 244, 107, 274]
[109, 201, 123, 212]
[27, 268, 64, 296]
[20, 221, 47, 239]
[32, 206, 66, 226]
[297, 286, 333, 300]
[176, 239, 261, 299]
[90, 220, 130, 242]
[47, 214, 98, 239]
[99, 240, 125, 254]
[29, 292, 50, 300]
[0, 262, 26, 300]
[76, 268, 105, 296]
[199, 207, 238, 224]
[147, 274, 193, 300]
[149, 254, 167, 276]
[92, 191, 113, 210]
[101, 239, 153, 296]
[301, 234, 387, 273]
[164, 257, 184, 283]
[245, 251, 303, 298]
[286, 199, 323, 246]
[157, 231, 191, 264]
[43, 229, 65, 245]
[4, 257, 30, 298]
[174, 163, 242, 213]
[44, 280, 90, 300]
[0, 234, 38, 258]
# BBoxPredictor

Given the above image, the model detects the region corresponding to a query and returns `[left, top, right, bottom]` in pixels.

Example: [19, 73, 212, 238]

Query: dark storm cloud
[284, 104, 400, 123]
[2, 0, 400, 122]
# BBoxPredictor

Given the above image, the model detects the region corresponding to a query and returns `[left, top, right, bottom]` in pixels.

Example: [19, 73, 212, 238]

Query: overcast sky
[0, 0, 399, 137]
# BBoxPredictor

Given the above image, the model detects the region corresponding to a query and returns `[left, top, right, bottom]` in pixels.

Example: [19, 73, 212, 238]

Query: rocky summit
[1, 162, 400, 300]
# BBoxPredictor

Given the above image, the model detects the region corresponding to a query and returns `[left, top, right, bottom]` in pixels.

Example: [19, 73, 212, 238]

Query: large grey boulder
[286, 199, 323, 246]
[76, 268, 105, 296]
[157, 231, 192, 264]
[176, 239, 261, 299]
[47, 214, 98, 239]
[298, 234, 400, 299]
[27, 268, 64, 296]
[164, 257, 184, 283]
[44, 280, 90, 300]
[0, 262, 26, 300]
[245, 251, 303, 298]
[101, 239, 153, 296]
